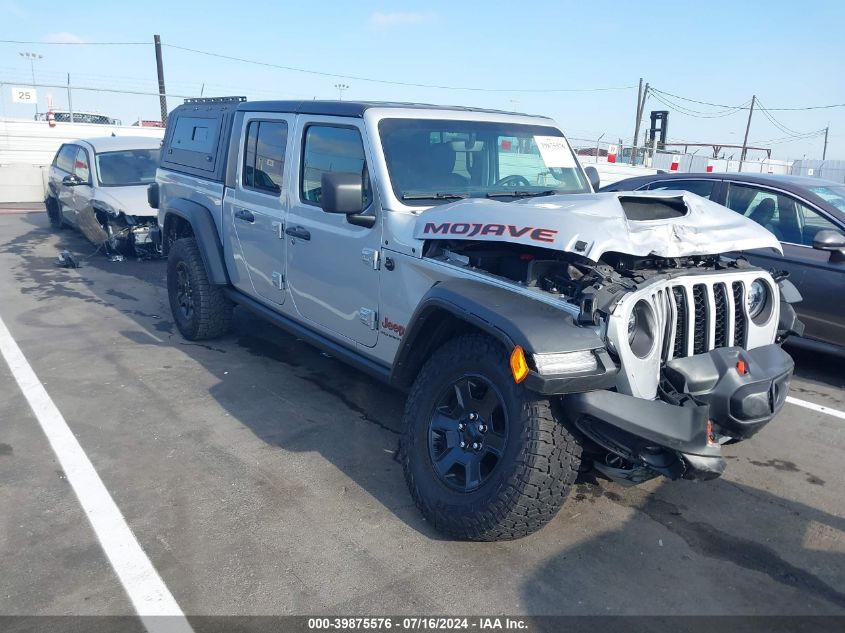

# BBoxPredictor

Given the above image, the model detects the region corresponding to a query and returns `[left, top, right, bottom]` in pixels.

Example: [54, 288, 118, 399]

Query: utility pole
[154, 35, 168, 125]
[822, 125, 829, 160]
[67, 73, 74, 123]
[631, 80, 648, 166]
[739, 95, 756, 172]
[631, 78, 643, 166]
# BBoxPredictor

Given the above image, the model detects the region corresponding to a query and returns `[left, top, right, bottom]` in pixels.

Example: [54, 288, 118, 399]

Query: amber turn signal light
[736, 360, 748, 375]
[510, 346, 529, 384]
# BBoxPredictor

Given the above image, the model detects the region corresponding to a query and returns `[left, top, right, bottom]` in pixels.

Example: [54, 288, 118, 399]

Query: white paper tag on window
[534, 136, 576, 168]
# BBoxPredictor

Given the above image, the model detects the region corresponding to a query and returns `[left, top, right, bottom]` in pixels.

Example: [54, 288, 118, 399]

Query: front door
[724, 182, 845, 346]
[224, 116, 292, 305]
[285, 120, 381, 347]
[70, 146, 94, 223]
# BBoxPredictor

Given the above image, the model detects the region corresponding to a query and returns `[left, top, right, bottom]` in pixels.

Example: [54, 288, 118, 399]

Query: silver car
[45, 136, 162, 257]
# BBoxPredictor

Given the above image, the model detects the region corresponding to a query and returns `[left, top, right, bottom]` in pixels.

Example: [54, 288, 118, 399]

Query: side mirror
[62, 174, 84, 187]
[147, 183, 159, 210]
[584, 165, 600, 192]
[320, 172, 364, 215]
[812, 229, 845, 251]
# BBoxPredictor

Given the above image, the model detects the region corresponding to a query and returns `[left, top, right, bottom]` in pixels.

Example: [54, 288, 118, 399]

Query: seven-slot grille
[650, 279, 749, 361]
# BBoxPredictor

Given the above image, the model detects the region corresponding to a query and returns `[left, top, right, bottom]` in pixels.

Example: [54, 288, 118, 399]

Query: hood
[413, 191, 782, 261]
[93, 185, 156, 218]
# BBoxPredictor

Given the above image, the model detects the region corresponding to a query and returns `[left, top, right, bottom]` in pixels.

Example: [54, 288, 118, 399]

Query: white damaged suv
[46, 136, 162, 257]
[150, 98, 803, 540]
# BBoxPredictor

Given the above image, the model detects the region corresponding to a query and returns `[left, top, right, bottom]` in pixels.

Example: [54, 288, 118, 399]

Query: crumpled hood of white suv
[413, 191, 782, 261]
[93, 185, 156, 218]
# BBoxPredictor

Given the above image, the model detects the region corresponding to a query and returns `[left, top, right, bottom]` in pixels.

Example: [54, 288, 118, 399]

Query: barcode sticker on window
[534, 136, 576, 168]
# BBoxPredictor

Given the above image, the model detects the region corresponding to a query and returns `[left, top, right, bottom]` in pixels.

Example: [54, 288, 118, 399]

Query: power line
[651, 86, 845, 112]
[0, 39, 148, 45]
[161, 43, 636, 94]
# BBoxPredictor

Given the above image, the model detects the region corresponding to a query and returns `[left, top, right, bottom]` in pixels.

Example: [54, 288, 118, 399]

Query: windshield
[378, 118, 589, 204]
[810, 185, 845, 214]
[96, 149, 159, 187]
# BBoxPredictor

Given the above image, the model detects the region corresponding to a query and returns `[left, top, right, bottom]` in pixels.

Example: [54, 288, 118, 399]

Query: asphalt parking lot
[1, 209, 844, 619]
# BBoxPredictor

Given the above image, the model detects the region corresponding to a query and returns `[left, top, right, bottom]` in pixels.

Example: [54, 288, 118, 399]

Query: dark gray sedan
[601, 172, 845, 355]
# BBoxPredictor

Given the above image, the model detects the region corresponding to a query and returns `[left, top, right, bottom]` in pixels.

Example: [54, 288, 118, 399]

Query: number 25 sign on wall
[11, 87, 38, 103]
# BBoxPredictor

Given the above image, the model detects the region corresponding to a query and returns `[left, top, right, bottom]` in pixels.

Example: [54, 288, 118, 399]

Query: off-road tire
[46, 197, 65, 230]
[167, 237, 233, 340]
[402, 334, 583, 541]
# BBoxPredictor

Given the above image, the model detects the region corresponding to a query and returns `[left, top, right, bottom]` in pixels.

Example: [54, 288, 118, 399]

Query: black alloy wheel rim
[427, 375, 509, 493]
[175, 262, 194, 320]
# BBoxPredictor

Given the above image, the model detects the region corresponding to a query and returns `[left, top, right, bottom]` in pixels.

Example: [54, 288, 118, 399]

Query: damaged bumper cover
[565, 344, 793, 481]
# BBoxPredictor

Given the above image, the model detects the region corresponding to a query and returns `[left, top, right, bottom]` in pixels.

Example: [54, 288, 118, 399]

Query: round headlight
[628, 300, 656, 359]
[746, 279, 767, 318]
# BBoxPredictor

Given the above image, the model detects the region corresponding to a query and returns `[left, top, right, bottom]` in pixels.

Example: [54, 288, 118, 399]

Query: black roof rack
[183, 96, 246, 104]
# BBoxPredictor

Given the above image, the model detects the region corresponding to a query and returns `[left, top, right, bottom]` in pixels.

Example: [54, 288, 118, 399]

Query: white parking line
[786, 396, 845, 421]
[0, 315, 194, 633]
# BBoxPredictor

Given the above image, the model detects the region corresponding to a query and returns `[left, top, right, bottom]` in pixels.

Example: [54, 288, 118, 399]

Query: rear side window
[55, 145, 77, 173]
[172, 116, 217, 154]
[301, 125, 371, 207]
[243, 120, 288, 194]
[164, 114, 221, 173]
[646, 179, 716, 199]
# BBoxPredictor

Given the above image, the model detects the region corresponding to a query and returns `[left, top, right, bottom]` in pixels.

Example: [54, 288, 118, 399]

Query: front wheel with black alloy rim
[167, 237, 233, 340]
[402, 334, 584, 541]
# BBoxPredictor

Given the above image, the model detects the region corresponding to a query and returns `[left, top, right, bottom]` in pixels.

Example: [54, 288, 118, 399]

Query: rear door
[285, 119, 381, 347]
[724, 181, 845, 345]
[224, 115, 292, 305]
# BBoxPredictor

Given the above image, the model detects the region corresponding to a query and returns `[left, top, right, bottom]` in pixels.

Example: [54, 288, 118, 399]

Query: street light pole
[334, 83, 349, 100]
[19, 52, 43, 116]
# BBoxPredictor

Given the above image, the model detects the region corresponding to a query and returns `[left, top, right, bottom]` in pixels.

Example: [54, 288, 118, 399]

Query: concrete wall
[0, 117, 164, 202]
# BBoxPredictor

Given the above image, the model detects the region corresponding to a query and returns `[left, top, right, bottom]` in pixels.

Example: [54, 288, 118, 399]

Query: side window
[55, 145, 77, 173]
[793, 201, 841, 246]
[73, 148, 91, 183]
[724, 183, 837, 245]
[301, 125, 371, 208]
[647, 179, 715, 199]
[171, 116, 217, 153]
[243, 120, 287, 194]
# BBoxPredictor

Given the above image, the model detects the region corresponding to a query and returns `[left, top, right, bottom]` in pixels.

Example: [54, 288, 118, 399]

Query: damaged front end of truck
[413, 190, 803, 485]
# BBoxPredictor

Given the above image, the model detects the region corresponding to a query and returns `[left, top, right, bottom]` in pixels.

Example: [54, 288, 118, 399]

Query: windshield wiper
[401, 192, 468, 201]
[486, 190, 558, 199]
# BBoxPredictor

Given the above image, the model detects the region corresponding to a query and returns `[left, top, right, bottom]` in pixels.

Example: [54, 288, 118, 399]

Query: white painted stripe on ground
[0, 315, 194, 633]
[786, 395, 845, 421]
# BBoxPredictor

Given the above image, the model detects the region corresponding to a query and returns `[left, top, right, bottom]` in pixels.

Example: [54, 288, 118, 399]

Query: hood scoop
[618, 196, 687, 221]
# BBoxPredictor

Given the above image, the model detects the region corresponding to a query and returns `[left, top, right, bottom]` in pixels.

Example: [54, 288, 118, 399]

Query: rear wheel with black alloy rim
[167, 237, 233, 340]
[402, 334, 583, 541]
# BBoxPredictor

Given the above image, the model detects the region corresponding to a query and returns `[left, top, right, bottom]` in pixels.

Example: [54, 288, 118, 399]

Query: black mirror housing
[321, 172, 364, 215]
[584, 165, 600, 192]
[812, 229, 845, 251]
[62, 174, 83, 187]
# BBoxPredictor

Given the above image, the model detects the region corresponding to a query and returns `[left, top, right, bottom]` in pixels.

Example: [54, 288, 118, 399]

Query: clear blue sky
[2, 0, 844, 160]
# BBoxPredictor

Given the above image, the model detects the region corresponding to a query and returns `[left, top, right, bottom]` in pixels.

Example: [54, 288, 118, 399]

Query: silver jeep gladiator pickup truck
[149, 96, 803, 541]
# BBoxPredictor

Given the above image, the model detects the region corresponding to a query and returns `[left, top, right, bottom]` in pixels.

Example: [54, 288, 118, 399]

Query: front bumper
[565, 344, 794, 481]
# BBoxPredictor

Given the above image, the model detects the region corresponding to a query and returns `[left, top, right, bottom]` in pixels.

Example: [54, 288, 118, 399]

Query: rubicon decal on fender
[422, 222, 558, 243]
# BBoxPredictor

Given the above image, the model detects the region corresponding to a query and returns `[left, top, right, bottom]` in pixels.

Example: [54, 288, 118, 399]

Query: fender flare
[390, 278, 614, 393]
[162, 198, 229, 285]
